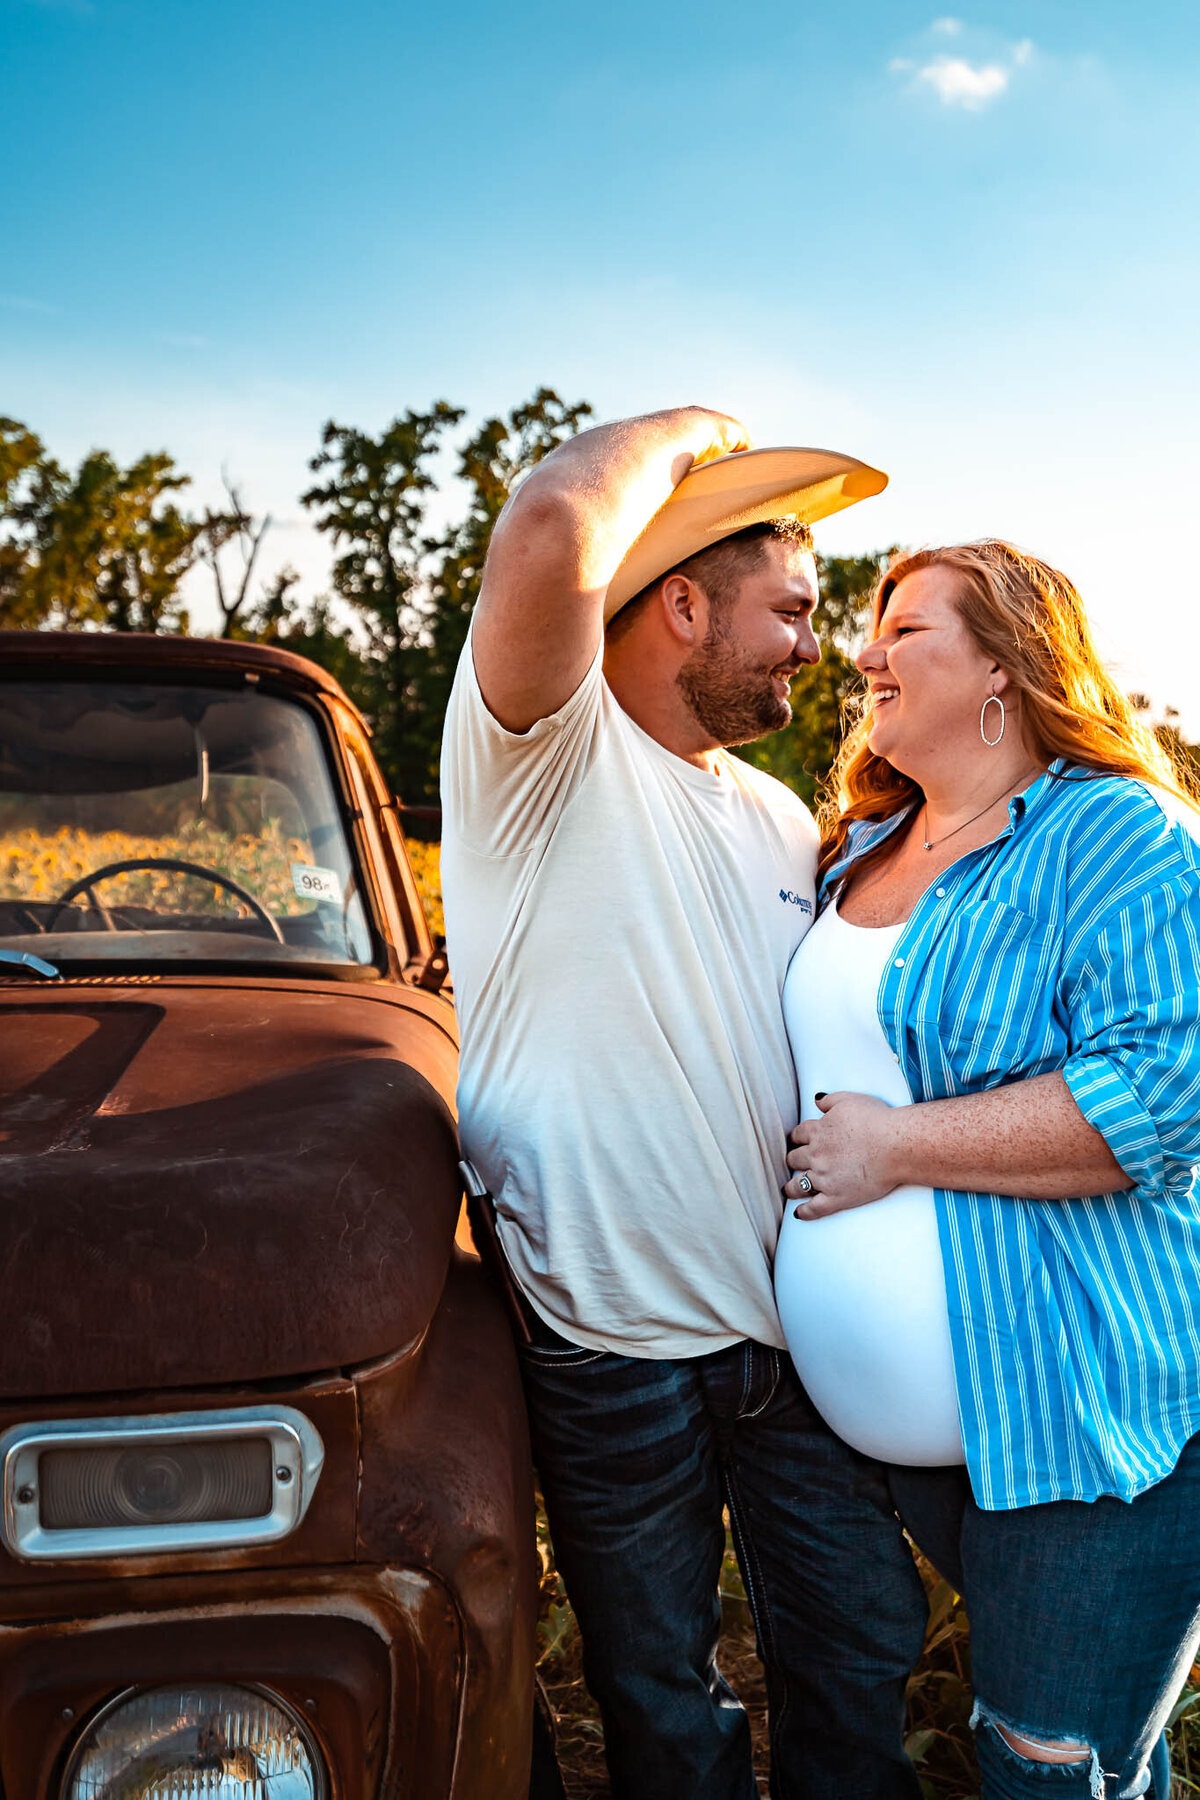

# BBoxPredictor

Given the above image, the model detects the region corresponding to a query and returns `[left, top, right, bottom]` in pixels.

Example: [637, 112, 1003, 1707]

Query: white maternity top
[776, 902, 965, 1464]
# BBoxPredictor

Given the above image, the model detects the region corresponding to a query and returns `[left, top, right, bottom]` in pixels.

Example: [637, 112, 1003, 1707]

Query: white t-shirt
[439, 627, 819, 1357]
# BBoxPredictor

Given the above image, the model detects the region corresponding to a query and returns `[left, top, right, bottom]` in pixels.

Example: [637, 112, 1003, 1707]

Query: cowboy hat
[604, 445, 888, 618]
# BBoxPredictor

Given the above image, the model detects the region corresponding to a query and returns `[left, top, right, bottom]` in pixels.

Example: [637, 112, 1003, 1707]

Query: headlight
[62, 1683, 326, 1800]
[0, 1407, 323, 1560]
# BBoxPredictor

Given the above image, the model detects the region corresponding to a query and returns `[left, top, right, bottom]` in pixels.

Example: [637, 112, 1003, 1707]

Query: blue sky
[4, 0, 1198, 730]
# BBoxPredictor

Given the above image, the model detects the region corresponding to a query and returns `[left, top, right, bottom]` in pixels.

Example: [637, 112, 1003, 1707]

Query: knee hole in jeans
[995, 1722, 1092, 1766]
[973, 1700, 1104, 1793]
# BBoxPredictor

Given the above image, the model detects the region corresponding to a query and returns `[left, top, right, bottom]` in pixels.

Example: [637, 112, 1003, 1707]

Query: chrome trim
[0, 1406, 324, 1561]
[60, 1681, 329, 1799]
[459, 1158, 489, 1201]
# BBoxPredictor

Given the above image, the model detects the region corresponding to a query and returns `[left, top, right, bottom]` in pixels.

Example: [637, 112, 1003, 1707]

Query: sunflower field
[0, 819, 319, 918]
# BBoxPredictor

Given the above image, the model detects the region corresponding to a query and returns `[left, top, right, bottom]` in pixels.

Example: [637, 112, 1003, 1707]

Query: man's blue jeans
[891, 1435, 1200, 1800]
[518, 1320, 929, 1799]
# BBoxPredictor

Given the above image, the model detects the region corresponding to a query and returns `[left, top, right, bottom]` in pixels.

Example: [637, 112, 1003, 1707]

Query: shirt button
[894, 956, 905, 969]
[935, 887, 946, 898]
[893, 1052, 900, 1062]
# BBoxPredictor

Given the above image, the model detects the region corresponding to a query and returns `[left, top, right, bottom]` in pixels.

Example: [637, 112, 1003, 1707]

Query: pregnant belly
[774, 1187, 964, 1466]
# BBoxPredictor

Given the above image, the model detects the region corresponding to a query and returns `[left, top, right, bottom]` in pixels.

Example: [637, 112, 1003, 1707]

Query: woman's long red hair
[818, 540, 1197, 880]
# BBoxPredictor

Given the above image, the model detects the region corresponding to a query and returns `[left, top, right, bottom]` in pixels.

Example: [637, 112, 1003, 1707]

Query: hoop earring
[980, 694, 1006, 746]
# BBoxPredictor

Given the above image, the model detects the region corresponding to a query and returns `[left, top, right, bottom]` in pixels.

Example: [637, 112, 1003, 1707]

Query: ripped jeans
[890, 1431, 1200, 1800]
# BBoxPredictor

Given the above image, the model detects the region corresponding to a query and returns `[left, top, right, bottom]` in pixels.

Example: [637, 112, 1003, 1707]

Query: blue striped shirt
[822, 762, 1200, 1509]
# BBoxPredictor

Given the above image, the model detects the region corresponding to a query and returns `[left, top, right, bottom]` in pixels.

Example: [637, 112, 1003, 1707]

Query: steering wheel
[45, 858, 285, 944]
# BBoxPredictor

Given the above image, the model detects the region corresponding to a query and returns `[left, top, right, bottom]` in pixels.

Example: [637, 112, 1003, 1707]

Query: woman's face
[856, 566, 1006, 779]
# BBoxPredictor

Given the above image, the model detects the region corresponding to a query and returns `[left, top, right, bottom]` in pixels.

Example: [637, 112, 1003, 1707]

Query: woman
[774, 540, 1200, 1800]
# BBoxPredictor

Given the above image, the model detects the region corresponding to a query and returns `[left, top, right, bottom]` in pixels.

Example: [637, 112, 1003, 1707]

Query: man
[439, 406, 929, 1799]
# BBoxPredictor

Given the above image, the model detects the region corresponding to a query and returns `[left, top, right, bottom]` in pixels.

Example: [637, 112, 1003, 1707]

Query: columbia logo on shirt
[779, 889, 813, 913]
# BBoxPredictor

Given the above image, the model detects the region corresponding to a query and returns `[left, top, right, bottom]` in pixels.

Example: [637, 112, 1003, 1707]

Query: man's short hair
[607, 515, 814, 639]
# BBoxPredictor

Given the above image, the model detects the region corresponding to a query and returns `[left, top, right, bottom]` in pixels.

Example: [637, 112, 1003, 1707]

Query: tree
[301, 389, 592, 809]
[0, 417, 49, 626]
[197, 475, 273, 638]
[240, 565, 371, 702]
[301, 402, 466, 804]
[1, 428, 205, 633]
[734, 548, 900, 808]
[421, 388, 594, 790]
[1131, 696, 1200, 788]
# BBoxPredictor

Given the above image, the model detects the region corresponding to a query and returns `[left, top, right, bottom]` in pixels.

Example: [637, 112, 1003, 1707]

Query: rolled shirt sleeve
[1063, 874, 1200, 1195]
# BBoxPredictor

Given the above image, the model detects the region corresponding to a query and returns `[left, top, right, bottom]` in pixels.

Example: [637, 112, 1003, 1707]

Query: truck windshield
[0, 680, 376, 971]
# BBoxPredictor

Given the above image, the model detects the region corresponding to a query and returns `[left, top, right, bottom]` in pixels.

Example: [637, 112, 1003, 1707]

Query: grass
[534, 1501, 1200, 1798]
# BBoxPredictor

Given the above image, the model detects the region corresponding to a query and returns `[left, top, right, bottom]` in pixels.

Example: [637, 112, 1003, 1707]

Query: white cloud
[890, 32, 1037, 110]
[917, 54, 1011, 107]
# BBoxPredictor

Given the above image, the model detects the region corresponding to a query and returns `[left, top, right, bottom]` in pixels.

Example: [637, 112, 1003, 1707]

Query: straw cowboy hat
[604, 445, 888, 619]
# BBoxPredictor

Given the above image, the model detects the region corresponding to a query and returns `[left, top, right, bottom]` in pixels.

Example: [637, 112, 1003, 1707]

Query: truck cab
[0, 630, 535, 1799]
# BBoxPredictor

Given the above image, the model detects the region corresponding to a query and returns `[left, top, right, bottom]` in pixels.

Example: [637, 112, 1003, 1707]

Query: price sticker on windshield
[291, 863, 342, 904]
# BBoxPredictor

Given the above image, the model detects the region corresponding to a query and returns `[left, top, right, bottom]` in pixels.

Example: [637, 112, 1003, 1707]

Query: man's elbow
[493, 472, 586, 551]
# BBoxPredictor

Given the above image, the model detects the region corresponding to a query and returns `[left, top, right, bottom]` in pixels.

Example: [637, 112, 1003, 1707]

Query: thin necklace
[920, 769, 1038, 852]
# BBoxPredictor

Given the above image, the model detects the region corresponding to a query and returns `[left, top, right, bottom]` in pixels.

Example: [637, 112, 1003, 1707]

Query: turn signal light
[0, 1407, 324, 1560]
[40, 1437, 274, 1529]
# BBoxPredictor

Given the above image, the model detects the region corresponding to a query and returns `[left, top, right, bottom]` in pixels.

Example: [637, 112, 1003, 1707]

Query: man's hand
[784, 1093, 903, 1218]
[682, 412, 753, 476]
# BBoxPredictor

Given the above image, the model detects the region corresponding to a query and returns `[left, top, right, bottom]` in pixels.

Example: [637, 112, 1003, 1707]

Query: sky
[3, 0, 1199, 732]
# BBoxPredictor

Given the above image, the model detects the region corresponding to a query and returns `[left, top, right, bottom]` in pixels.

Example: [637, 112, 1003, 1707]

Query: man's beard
[677, 626, 794, 746]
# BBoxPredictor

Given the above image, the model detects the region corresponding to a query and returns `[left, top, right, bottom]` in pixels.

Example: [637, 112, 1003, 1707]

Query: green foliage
[422, 388, 594, 799]
[0, 417, 46, 626]
[28, 448, 202, 632]
[301, 403, 463, 809]
[4, 404, 1196, 822]
[733, 547, 900, 809]
[300, 405, 462, 806]
[0, 424, 210, 633]
[300, 388, 593, 811]
[1158, 718, 1200, 790]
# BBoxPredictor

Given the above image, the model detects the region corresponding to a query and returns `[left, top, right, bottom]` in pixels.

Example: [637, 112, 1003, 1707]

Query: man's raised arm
[471, 406, 749, 733]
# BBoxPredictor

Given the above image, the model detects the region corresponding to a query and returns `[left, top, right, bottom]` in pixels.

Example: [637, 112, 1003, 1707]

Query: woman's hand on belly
[784, 1092, 904, 1218]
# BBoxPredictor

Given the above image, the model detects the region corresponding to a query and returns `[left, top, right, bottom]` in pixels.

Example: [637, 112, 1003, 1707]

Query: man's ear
[659, 573, 706, 648]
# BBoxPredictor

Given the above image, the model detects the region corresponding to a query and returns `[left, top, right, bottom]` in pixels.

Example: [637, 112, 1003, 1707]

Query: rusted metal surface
[0, 631, 536, 1797]
[0, 1376, 359, 1590]
[0, 987, 463, 1395]
[0, 627, 362, 712]
[356, 1254, 539, 1795]
[0, 1568, 461, 1798]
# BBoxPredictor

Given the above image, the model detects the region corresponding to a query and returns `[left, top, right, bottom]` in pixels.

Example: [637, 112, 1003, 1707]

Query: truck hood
[0, 984, 461, 1397]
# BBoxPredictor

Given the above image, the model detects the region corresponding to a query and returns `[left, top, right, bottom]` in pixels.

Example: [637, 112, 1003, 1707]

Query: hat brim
[604, 445, 888, 618]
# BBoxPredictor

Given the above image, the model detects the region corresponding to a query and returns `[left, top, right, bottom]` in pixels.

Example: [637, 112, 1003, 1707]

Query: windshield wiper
[0, 949, 61, 980]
